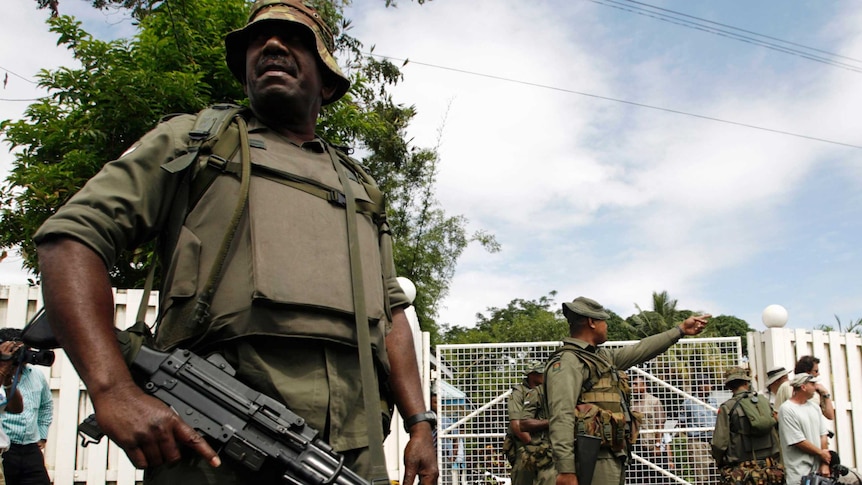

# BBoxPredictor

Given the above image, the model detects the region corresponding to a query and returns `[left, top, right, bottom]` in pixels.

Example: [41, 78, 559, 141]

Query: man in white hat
[761, 366, 790, 406]
[778, 373, 832, 485]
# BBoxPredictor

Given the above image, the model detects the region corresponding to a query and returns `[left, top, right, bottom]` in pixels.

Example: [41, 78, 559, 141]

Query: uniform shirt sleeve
[710, 402, 730, 463]
[608, 327, 681, 370]
[547, 351, 586, 474]
[508, 384, 526, 423]
[521, 388, 542, 420]
[33, 115, 196, 267]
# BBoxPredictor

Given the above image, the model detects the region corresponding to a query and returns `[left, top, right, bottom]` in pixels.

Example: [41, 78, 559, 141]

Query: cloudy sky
[2, 0, 861, 331]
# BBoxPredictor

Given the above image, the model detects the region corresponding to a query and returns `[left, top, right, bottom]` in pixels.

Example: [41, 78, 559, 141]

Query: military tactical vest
[151, 104, 394, 357]
[546, 344, 639, 452]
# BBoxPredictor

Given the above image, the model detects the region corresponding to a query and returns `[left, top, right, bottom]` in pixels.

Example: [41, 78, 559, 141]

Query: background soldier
[545, 296, 708, 485]
[711, 367, 783, 485]
[508, 362, 545, 485]
[519, 383, 555, 485]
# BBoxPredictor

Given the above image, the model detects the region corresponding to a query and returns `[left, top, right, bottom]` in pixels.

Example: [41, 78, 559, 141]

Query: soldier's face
[243, 23, 330, 116]
[593, 318, 608, 344]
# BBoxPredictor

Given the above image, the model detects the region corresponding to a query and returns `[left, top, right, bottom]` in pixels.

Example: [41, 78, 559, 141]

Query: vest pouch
[522, 441, 553, 471]
[573, 403, 613, 449]
[247, 172, 386, 323]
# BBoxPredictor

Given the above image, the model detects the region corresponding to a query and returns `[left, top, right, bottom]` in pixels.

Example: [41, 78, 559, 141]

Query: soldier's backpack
[729, 392, 776, 437]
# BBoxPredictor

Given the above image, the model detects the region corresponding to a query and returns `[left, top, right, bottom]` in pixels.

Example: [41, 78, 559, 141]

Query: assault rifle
[22, 311, 369, 485]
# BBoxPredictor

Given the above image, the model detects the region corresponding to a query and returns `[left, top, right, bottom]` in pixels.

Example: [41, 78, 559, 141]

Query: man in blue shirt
[683, 373, 719, 485]
[0, 329, 53, 485]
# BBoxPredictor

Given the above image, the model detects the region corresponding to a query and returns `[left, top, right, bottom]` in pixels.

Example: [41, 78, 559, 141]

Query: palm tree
[627, 291, 681, 337]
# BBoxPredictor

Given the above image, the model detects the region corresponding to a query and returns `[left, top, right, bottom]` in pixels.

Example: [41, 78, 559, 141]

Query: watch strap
[404, 411, 436, 433]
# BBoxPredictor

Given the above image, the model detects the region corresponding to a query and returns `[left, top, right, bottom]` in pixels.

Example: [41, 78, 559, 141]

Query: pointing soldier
[545, 296, 709, 485]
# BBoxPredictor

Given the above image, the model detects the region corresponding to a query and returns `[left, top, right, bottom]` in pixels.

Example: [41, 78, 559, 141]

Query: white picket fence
[748, 327, 862, 470]
[0, 284, 429, 485]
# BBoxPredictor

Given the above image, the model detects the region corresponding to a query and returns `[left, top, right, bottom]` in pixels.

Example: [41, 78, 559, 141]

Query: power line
[592, 0, 862, 74]
[368, 53, 862, 150]
[0, 98, 42, 102]
[619, 0, 862, 65]
[0, 66, 38, 84]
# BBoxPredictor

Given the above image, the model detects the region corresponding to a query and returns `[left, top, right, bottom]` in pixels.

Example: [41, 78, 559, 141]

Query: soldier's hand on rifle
[92, 381, 220, 469]
[557, 472, 578, 485]
[679, 315, 711, 336]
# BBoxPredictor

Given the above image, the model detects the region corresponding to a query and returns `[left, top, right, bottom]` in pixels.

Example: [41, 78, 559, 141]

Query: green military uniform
[509, 379, 535, 485]
[545, 327, 685, 485]
[519, 386, 556, 485]
[34, 114, 408, 482]
[711, 371, 783, 485]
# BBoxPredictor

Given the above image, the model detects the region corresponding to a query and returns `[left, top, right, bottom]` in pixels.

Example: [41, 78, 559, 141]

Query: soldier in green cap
[34, 1, 437, 484]
[508, 361, 546, 485]
[545, 296, 710, 485]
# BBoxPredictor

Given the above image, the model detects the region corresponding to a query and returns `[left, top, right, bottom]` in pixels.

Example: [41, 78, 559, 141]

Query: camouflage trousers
[719, 456, 785, 485]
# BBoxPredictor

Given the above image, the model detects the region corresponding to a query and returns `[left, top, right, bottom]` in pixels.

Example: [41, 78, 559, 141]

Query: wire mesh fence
[435, 337, 742, 485]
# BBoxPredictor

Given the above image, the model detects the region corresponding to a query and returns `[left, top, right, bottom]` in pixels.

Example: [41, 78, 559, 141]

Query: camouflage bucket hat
[524, 360, 545, 375]
[562, 296, 610, 321]
[224, 0, 350, 105]
[723, 366, 751, 389]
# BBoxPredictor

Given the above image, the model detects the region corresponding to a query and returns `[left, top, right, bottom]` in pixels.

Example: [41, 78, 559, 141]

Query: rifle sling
[329, 145, 388, 484]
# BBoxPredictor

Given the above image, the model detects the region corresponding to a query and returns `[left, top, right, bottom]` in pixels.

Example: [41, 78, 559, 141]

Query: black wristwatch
[403, 411, 437, 433]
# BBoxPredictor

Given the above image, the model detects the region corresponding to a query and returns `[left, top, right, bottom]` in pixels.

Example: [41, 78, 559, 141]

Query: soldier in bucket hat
[507, 360, 547, 485]
[35, 0, 436, 484]
[545, 296, 710, 485]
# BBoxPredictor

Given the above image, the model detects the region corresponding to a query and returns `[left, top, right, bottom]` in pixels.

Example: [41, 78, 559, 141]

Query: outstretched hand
[93, 382, 220, 469]
[679, 314, 711, 336]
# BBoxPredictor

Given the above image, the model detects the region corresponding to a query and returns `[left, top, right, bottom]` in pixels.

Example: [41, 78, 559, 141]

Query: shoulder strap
[329, 144, 388, 484]
[555, 344, 613, 392]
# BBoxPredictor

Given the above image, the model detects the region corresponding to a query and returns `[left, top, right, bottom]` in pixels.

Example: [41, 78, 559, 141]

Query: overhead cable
[367, 53, 862, 150]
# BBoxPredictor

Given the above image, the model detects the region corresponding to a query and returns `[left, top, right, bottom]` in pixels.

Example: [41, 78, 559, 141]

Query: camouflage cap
[224, 0, 350, 105]
[723, 366, 751, 389]
[524, 360, 545, 375]
[562, 296, 610, 321]
[790, 372, 818, 388]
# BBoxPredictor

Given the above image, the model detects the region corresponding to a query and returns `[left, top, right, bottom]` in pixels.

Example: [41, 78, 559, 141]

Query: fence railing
[435, 337, 742, 485]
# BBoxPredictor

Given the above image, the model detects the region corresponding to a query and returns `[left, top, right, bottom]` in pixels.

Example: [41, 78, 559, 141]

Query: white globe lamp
[762, 304, 788, 328]
[397, 277, 417, 304]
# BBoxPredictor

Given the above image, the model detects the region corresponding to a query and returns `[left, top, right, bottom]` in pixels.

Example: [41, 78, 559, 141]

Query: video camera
[0, 344, 55, 367]
[800, 451, 852, 485]
[0, 310, 55, 367]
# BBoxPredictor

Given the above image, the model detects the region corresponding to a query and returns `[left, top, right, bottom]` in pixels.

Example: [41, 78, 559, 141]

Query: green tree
[2, 0, 491, 332]
[625, 290, 693, 338]
[700, 314, 753, 355]
[440, 292, 566, 344]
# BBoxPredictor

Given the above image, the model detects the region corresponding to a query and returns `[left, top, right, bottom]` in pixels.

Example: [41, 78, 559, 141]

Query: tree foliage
[440, 290, 753, 355]
[815, 315, 862, 334]
[440, 292, 566, 344]
[3, 0, 491, 332]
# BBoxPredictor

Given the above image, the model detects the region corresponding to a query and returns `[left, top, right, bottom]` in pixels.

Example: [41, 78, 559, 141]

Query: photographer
[0, 340, 24, 485]
[0, 328, 52, 485]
